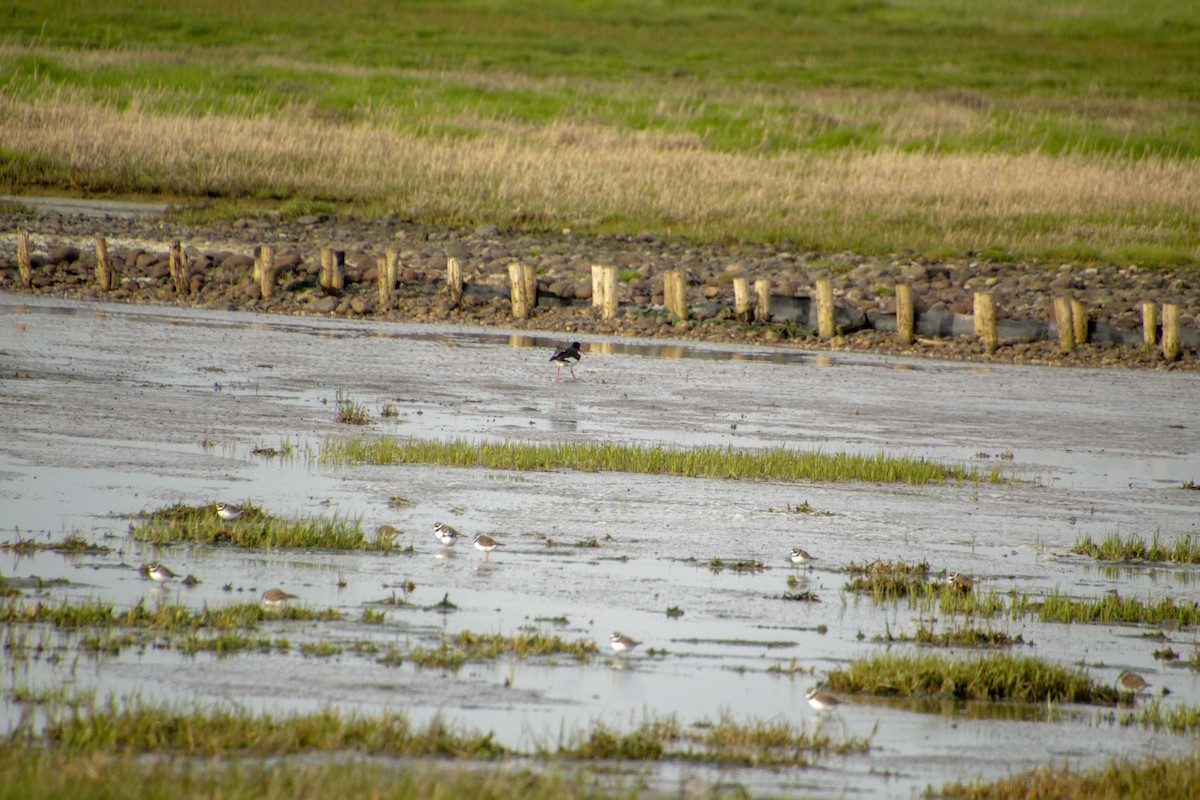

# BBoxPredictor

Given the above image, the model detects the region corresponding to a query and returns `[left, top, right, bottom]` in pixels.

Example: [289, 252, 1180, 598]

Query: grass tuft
[1070, 532, 1200, 564]
[320, 437, 989, 485]
[131, 503, 387, 550]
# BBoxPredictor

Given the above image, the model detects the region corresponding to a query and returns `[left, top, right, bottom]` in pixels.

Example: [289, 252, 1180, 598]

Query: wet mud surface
[2, 295, 1200, 797]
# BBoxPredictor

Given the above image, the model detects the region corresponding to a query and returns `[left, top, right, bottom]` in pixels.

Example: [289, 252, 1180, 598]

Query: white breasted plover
[146, 562, 177, 583]
[610, 631, 640, 654]
[805, 687, 842, 713]
[549, 341, 583, 382]
[473, 533, 503, 561]
[215, 502, 246, 522]
[946, 571, 974, 593]
[1118, 670, 1151, 693]
[789, 548, 816, 567]
[261, 587, 298, 608]
[433, 522, 460, 548]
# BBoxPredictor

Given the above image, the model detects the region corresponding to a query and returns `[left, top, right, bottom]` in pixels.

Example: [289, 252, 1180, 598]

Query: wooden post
[1162, 303, 1181, 362]
[319, 248, 333, 290]
[815, 278, 834, 339]
[591, 265, 605, 311]
[508, 262, 529, 319]
[379, 250, 398, 306]
[443, 256, 462, 303]
[754, 279, 771, 323]
[1071, 299, 1088, 345]
[522, 264, 538, 310]
[16, 230, 32, 288]
[664, 270, 687, 320]
[895, 283, 914, 345]
[168, 241, 188, 295]
[732, 277, 750, 319]
[331, 251, 344, 290]
[257, 245, 275, 299]
[599, 265, 617, 319]
[1141, 302, 1158, 348]
[1053, 296, 1075, 353]
[94, 237, 116, 291]
[973, 292, 998, 353]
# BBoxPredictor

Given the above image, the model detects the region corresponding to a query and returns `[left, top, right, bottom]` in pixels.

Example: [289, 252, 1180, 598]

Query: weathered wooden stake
[732, 277, 750, 319]
[378, 250, 398, 306]
[973, 292, 998, 353]
[664, 270, 687, 320]
[754, 279, 771, 323]
[446, 257, 463, 302]
[591, 265, 605, 310]
[522, 264, 538, 310]
[319, 248, 332, 289]
[1162, 303, 1181, 362]
[508, 262, 529, 319]
[94, 237, 116, 291]
[816, 278, 835, 339]
[895, 283, 914, 345]
[330, 250, 344, 290]
[599, 265, 617, 319]
[1141, 302, 1158, 348]
[1071, 298, 1088, 345]
[168, 241, 188, 295]
[16, 229, 32, 288]
[1053, 296, 1075, 353]
[257, 245, 276, 299]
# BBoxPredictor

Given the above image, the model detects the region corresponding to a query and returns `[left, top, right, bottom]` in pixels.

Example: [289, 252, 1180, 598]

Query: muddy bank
[1, 207, 1197, 370]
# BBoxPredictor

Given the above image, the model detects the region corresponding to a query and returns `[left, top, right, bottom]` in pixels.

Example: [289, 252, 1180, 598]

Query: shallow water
[2, 295, 1200, 797]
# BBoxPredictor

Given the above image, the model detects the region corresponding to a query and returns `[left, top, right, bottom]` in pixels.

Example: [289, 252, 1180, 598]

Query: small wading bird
[947, 571, 974, 593]
[805, 687, 842, 713]
[261, 588, 298, 608]
[1118, 670, 1151, 694]
[610, 632, 640, 654]
[549, 341, 584, 381]
[215, 502, 245, 522]
[146, 562, 177, 583]
[789, 548, 816, 568]
[473, 533, 503, 561]
[433, 522, 459, 549]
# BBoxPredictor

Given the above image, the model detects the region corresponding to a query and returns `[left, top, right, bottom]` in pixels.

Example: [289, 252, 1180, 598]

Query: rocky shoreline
[2, 209, 1197, 371]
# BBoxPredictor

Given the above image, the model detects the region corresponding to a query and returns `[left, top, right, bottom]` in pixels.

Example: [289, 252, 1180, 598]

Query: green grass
[131, 502, 390, 549]
[0, 598, 342, 630]
[825, 652, 1121, 705]
[1070, 532, 1200, 564]
[1026, 588, 1200, 627]
[844, 559, 933, 598]
[320, 437, 992, 485]
[0, 533, 110, 555]
[408, 629, 599, 668]
[3, 1, 1199, 264]
[0, 746, 630, 800]
[877, 621, 1022, 648]
[939, 752, 1200, 800]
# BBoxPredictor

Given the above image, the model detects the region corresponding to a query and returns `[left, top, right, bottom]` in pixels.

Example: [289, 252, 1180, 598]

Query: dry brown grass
[4, 88, 1198, 260]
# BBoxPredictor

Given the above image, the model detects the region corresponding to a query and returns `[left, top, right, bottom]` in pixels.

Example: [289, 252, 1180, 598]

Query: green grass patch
[131, 502, 388, 549]
[940, 751, 1200, 800]
[0, 745, 621, 800]
[844, 559, 933, 598]
[409, 629, 599, 668]
[320, 437, 990, 485]
[1026, 588, 1200, 627]
[0, 533, 111, 555]
[826, 652, 1120, 705]
[1070, 532, 1200, 564]
[878, 621, 1022, 648]
[0, 597, 341, 630]
[544, 711, 869, 766]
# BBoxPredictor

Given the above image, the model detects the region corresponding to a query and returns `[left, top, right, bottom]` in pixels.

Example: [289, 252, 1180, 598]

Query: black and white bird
[146, 562, 178, 583]
[433, 522, 459, 548]
[549, 341, 584, 382]
[789, 548, 816, 568]
[610, 631, 640, 654]
[805, 687, 842, 713]
[215, 502, 245, 522]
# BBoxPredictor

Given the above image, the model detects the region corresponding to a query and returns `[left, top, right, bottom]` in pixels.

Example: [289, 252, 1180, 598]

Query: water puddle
[3, 295, 1200, 797]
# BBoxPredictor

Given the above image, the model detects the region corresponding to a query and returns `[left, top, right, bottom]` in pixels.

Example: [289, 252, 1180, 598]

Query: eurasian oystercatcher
[549, 341, 584, 381]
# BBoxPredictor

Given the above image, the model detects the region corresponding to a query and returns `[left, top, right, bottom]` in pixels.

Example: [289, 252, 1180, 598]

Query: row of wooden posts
[13, 232, 1187, 361]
